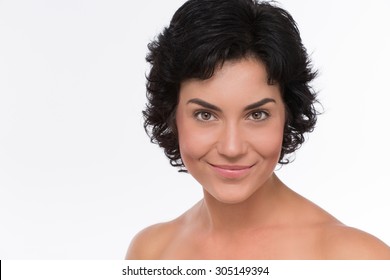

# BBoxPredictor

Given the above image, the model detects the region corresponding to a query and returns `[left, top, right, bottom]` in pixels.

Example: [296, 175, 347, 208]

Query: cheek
[177, 126, 216, 162]
[176, 111, 216, 164]
[249, 124, 285, 159]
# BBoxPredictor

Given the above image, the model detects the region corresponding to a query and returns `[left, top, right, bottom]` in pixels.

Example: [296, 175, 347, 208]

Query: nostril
[216, 128, 247, 158]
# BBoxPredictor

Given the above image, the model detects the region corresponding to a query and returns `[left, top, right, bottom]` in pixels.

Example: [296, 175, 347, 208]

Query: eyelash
[193, 110, 270, 122]
[194, 110, 217, 121]
[246, 110, 270, 121]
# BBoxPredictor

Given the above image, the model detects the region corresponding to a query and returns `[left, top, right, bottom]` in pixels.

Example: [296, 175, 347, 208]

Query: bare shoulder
[125, 221, 178, 260]
[284, 188, 390, 259]
[125, 201, 203, 259]
[322, 224, 390, 259]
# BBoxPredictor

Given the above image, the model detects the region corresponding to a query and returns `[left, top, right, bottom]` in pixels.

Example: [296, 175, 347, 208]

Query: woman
[126, 0, 390, 259]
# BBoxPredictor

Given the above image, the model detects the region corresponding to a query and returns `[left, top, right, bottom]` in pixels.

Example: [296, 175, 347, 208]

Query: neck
[199, 173, 284, 233]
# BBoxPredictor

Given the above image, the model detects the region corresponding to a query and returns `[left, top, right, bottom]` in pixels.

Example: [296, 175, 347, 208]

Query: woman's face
[175, 58, 286, 204]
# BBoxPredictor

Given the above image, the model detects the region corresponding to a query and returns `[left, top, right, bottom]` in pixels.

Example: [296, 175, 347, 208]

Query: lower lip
[210, 165, 252, 179]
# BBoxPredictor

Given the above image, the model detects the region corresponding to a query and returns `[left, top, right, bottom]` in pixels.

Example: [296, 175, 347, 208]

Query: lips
[209, 163, 253, 179]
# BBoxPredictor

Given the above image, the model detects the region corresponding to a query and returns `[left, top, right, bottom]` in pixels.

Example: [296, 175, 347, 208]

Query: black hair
[143, 0, 319, 169]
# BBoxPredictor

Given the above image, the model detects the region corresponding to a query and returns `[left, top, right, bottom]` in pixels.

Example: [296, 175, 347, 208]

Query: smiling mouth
[209, 163, 253, 179]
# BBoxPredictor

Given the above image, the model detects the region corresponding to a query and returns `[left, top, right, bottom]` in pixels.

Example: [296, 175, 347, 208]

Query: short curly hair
[143, 0, 319, 169]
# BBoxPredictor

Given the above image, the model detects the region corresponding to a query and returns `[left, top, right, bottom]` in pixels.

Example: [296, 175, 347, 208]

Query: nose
[216, 122, 247, 159]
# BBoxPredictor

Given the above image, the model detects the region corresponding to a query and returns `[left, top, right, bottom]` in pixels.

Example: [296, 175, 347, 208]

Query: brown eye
[195, 111, 216, 121]
[248, 111, 269, 121]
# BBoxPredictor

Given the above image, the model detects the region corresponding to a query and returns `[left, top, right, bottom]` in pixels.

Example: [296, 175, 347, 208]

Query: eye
[247, 110, 269, 121]
[194, 111, 216, 121]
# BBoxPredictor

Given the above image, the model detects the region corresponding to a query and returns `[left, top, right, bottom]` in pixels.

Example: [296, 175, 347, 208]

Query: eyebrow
[244, 98, 276, 111]
[186, 98, 276, 111]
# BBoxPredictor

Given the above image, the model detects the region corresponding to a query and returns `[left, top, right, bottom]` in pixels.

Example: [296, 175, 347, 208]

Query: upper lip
[209, 163, 253, 170]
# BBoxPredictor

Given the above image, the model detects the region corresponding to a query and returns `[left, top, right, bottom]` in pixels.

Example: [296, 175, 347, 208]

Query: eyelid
[194, 109, 218, 121]
[246, 109, 270, 121]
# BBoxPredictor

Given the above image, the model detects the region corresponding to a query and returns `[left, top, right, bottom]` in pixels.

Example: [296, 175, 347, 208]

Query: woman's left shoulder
[321, 224, 390, 259]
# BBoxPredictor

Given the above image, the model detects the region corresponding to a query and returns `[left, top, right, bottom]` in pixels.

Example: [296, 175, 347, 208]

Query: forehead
[179, 58, 282, 104]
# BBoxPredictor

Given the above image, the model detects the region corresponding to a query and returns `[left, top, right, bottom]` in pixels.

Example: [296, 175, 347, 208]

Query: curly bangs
[143, 0, 319, 169]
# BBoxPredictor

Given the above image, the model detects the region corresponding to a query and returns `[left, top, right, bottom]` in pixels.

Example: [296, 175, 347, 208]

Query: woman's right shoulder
[125, 221, 179, 260]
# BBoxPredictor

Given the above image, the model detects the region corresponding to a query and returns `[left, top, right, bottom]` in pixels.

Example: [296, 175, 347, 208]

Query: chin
[204, 182, 261, 205]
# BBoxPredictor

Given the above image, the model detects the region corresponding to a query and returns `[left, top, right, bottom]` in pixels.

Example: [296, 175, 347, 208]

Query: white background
[0, 0, 389, 259]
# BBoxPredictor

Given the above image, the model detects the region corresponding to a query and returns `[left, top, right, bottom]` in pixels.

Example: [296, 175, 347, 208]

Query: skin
[126, 58, 390, 259]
